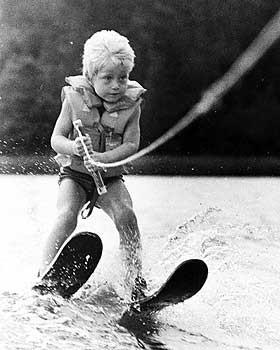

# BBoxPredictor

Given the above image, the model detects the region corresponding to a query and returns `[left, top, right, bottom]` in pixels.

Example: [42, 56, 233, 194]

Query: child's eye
[119, 76, 128, 82]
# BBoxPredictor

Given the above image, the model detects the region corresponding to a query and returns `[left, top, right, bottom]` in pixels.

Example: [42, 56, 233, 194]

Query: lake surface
[0, 175, 279, 349]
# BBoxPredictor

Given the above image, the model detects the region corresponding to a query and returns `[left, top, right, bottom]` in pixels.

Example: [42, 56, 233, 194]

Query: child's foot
[131, 275, 147, 302]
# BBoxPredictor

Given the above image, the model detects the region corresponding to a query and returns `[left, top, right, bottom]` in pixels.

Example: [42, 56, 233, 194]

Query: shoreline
[0, 155, 280, 176]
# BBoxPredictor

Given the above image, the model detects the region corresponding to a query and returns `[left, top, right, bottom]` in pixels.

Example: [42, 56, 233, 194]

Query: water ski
[33, 231, 102, 298]
[130, 259, 208, 313]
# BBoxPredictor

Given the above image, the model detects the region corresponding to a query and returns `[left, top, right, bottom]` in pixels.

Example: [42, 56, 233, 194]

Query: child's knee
[57, 206, 78, 229]
[114, 205, 137, 229]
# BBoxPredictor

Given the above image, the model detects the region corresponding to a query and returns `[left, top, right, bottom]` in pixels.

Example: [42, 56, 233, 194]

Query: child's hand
[83, 153, 105, 173]
[72, 134, 93, 157]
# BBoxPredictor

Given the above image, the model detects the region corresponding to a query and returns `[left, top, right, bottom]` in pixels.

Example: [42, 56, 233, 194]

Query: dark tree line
[0, 0, 280, 156]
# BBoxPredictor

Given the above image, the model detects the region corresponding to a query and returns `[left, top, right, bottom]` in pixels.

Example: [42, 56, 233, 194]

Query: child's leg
[96, 179, 143, 287]
[39, 178, 86, 276]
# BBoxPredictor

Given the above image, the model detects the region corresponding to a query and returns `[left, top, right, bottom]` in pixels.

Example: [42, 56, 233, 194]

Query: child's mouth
[108, 93, 120, 99]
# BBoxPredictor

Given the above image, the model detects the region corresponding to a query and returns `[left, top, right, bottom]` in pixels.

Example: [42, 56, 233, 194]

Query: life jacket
[56, 75, 146, 178]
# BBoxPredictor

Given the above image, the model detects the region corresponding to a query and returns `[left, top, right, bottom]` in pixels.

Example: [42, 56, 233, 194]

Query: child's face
[92, 61, 130, 103]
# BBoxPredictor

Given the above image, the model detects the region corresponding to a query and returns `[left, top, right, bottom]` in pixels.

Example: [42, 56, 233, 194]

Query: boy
[39, 30, 146, 299]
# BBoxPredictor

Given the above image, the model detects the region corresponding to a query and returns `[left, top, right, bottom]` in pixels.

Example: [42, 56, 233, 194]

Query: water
[0, 175, 280, 349]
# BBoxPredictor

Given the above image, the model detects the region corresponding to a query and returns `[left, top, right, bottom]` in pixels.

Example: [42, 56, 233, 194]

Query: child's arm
[92, 106, 141, 164]
[51, 100, 91, 157]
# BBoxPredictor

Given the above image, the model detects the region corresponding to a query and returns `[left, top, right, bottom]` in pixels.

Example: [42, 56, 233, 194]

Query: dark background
[0, 0, 280, 174]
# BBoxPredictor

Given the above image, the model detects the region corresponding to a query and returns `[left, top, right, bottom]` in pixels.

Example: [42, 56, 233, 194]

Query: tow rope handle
[73, 119, 107, 195]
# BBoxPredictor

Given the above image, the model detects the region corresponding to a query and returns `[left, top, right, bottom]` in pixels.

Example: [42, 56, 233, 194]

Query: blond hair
[82, 30, 135, 80]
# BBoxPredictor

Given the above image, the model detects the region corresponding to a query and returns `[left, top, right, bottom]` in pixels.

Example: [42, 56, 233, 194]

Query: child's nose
[111, 80, 120, 89]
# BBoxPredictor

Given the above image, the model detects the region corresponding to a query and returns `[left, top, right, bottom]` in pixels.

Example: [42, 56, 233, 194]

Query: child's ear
[91, 74, 97, 85]
[85, 68, 97, 83]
